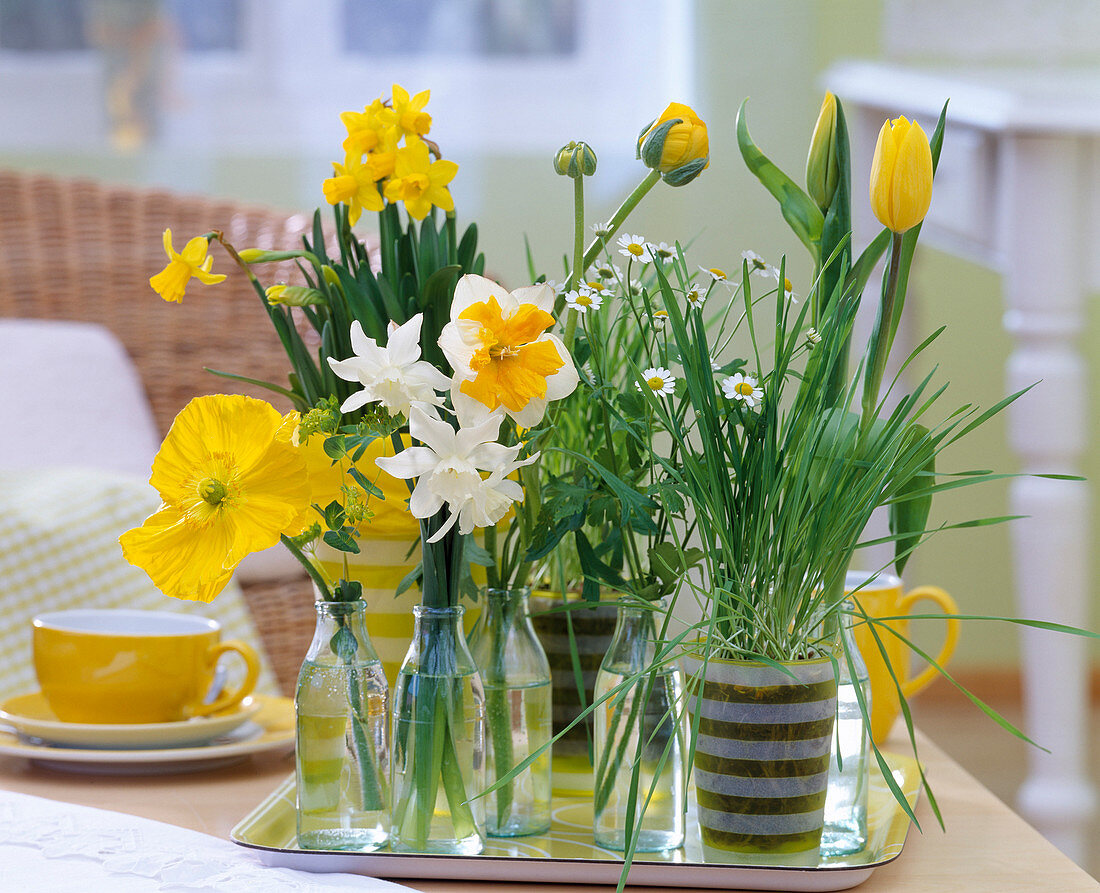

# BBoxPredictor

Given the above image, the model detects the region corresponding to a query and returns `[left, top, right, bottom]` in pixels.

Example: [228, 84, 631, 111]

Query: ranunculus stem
[580, 169, 662, 277]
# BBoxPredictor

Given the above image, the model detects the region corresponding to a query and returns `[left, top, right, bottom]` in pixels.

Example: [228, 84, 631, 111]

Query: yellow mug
[846, 572, 959, 744]
[33, 609, 260, 724]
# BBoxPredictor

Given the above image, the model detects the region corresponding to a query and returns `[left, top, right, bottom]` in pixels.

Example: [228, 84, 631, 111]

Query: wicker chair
[0, 169, 331, 694]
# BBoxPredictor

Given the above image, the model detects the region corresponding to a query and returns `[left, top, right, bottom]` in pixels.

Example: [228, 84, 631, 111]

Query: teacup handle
[191, 639, 261, 717]
[898, 586, 960, 698]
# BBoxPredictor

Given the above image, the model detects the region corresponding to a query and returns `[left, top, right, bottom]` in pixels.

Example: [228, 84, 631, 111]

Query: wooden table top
[1, 730, 1096, 892]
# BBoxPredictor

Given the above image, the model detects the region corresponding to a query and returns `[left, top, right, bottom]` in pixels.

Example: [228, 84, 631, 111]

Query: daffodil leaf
[736, 99, 824, 261]
[457, 223, 480, 272]
[420, 265, 462, 311]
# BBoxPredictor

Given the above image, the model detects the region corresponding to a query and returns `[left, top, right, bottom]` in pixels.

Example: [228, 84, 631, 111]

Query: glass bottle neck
[307, 598, 376, 664]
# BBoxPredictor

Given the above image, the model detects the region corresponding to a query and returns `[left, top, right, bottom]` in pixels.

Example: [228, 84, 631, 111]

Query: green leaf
[575, 530, 627, 600]
[889, 425, 935, 576]
[419, 264, 462, 311]
[323, 528, 360, 553]
[323, 435, 347, 460]
[347, 466, 384, 498]
[323, 500, 345, 530]
[736, 99, 824, 260]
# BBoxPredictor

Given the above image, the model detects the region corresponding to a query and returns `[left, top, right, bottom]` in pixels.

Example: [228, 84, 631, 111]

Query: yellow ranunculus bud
[869, 116, 933, 233]
[637, 102, 709, 187]
[806, 92, 839, 212]
[553, 141, 597, 178]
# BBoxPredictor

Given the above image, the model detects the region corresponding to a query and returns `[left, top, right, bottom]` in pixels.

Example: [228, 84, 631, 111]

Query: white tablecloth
[0, 790, 411, 892]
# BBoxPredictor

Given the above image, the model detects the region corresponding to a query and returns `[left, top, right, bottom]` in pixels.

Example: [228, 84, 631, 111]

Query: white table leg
[1002, 133, 1097, 862]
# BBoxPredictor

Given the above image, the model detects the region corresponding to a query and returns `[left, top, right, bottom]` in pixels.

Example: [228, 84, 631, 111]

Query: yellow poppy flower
[148, 229, 226, 304]
[382, 139, 458, 220]
[120, 395, 311, 603]
[322, 151, 385, 225]
[439, 274, 578, 426]
[388, 84, 432, 138]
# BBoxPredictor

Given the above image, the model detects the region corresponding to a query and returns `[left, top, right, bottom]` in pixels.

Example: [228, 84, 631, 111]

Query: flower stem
[861, 232, 904, 431]
[580, 169, 662, 276]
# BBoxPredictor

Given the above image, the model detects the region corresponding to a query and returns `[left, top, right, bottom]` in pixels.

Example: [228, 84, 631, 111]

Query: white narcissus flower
[328, 313, 450, 417]
[722, 372, 762, 408]
[439, 274, 578, 428]
[376, 407, 536, 542]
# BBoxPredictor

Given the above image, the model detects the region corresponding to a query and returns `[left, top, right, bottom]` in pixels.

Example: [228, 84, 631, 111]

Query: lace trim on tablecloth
[0, 792, 401, 891]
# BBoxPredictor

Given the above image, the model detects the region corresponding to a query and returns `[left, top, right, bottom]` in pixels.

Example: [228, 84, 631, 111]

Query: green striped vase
[684, 654, 837, 858]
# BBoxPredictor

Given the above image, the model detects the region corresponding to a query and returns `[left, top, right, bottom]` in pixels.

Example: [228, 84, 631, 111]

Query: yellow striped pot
[684, 653, 838, 857]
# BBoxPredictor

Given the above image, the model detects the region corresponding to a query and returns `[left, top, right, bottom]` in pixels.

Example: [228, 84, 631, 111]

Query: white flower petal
[509, 396, 549, 428]
[408, 407, 458, 458]
[409, 476, 445, 518]
[454, 411, 506, 458]
[450, 274, 505, 321]
[426, 508, 461, 543]
[375, 446, 439, 480]
[512, 282, 555, 315]
[386, 313, 424, 364]
[338, 388, 376, 413]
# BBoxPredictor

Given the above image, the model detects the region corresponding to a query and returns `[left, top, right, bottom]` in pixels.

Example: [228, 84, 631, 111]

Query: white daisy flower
[699, 265, 728, 282]
[742, 249, 776, 279]
[722, 372, 762, 408]
[593, 262, 623, 282]
[543, 279, 568, 296]
[772, 268, 799, 303]
[684, 284, 706, 309]
[650, 241, 675, 262]
[617, 233, 653, 263]
[636, 366, 676, 396]
[652, 309, 670, 328]
[711, 359, 722, 371]
[591, 221, 613, 238]
[564, 287, 603, 314]
[806, 327, 821, 347]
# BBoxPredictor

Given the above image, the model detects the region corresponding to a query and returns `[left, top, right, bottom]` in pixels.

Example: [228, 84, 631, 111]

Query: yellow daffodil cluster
[322, 84, 458, 225]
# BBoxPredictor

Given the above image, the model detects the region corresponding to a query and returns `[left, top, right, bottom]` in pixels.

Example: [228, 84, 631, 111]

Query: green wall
[4, 0, 1094, 667]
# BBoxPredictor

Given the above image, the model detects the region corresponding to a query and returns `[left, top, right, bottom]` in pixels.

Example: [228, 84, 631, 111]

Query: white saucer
[0, 691, 262, 749]
[0, 694, 294, 774]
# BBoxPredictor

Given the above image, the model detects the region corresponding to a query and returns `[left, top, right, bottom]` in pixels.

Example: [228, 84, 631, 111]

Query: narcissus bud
[637, 102, 709, 186]
[265, 284, 326, 307]
[806, 92, 839, 212]
[869, 116, 933, 233]
[554, 141, 598, 178]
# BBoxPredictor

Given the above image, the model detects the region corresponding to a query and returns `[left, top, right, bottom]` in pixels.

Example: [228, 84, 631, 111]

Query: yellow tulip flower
[869, 116, 933, 233]
[148, 229, 226, 304]
[120, 395, 312, 603]
[638, 101, 709, 186]
[806, 92, 839, 212]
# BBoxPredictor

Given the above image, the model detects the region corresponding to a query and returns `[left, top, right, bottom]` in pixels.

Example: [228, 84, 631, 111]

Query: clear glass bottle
[470, 587, 553, 837]
[821, 598, 872, 857]
[390, 605, 486, 855]
[295, 599, 389, 851]
[593, 598, 684, 852]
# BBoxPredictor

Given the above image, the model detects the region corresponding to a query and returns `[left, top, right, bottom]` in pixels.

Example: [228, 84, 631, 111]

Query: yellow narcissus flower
[382, 139, 458, 221]
[322, 152, 385, 225]
[637, 101, 709, 186]
[869, 115, 933, 233]
[387, 84, 432, 138]
[148, 229, 226, 304]
[340, 98, 392, 156]
[120, 395, 312, 603]
[440, 274, 578, 427]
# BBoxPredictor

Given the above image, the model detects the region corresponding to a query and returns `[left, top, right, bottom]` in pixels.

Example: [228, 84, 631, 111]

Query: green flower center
[198, 477, 229, 506]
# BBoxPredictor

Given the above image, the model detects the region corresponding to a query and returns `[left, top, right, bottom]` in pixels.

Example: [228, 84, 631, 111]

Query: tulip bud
[869, 116, 933, 233]
[805, 92, 839, 212]
[553, 141, 598, 178]
[637, 102, 709, 186]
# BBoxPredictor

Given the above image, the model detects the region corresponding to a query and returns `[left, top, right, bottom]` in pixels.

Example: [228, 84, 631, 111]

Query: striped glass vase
[684, 653, 838, 860]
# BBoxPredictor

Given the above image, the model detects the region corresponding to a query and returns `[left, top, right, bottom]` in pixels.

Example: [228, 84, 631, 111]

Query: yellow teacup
[33, 609, 260, 724]
[846, 572, 959, 744]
